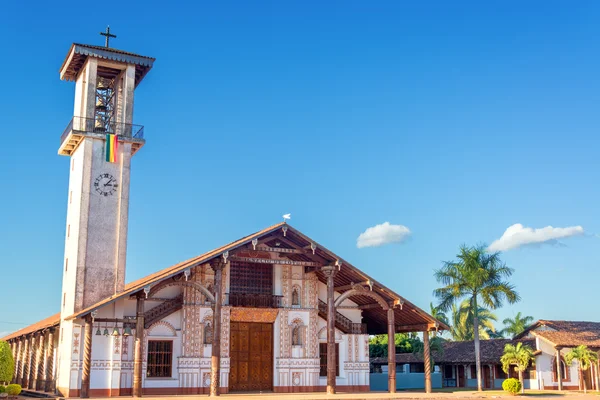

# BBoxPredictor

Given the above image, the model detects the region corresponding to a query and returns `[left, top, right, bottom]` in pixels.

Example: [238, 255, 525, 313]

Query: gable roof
[514, 320, 600, 348]
[2, 222, 448, 341]
[372, 338, 536, 365]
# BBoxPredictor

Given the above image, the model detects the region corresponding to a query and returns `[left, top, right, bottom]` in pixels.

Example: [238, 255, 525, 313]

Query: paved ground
[77, 390, 600, 400]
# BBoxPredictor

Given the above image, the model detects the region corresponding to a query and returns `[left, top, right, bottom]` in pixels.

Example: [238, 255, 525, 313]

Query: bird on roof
[283, 213, 291, 222]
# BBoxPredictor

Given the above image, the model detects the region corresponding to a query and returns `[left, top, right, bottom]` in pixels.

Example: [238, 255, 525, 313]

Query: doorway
[229, 322, 273, 391]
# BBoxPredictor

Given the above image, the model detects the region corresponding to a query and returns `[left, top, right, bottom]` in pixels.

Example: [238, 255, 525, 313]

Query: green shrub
[0, 342, 14, 384]
[502, 378, 522, 395]
[0, 386, 5, 393]
[5, 384, 21, 396]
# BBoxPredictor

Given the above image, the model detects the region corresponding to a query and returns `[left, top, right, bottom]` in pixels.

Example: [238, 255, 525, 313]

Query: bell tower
[58, 40, 154, 314]
[55, 35, 154, 396]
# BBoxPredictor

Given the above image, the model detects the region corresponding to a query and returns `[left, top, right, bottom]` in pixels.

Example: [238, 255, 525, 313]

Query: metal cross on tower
[100, 26, 117, 48]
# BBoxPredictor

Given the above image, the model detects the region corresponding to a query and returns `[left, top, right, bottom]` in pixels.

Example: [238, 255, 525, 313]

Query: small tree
[501, 342, 534, 394]
[0, 341, 14, 385]
[564, 345, 598, 394]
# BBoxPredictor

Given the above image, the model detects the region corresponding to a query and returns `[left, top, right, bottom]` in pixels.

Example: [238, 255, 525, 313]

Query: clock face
[94, 173, 119, 196]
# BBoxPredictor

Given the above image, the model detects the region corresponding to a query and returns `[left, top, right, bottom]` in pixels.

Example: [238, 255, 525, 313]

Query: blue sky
[1, 1, 598, 336]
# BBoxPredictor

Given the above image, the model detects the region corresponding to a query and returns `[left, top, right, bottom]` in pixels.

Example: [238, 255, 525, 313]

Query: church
[1, 36, 446, 397]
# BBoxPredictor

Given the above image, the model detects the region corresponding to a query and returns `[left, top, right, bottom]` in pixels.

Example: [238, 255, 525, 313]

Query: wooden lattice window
[147, 340, 173, 378]
[230, 262, 273, 295]
[319, 343, 339, 377]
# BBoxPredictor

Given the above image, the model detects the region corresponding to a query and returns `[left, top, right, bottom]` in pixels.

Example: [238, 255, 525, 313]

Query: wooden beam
[395, 323, 439, 333]
[334, 280, 371, 292]
[273, 235, 331, 264]
[229, 255, 321, 267]
[358, 303, 387, 310]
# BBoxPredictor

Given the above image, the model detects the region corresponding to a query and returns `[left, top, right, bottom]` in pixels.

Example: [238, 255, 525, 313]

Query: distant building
[371, 320, 600, 391]
[515, 320, 600, 391]
[371, 339, 535, 390]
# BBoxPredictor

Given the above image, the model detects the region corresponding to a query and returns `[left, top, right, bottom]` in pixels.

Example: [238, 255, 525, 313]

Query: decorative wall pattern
[308, 309, 318, 358]
[305, 272, 318, 309]
[221, 307, 230, 358]
[230, 308, 278, 323]
[182, 267, 202, 357]
[279, 309, 290, 358]
[72, 333, 80, 355]
[281, 265, 291, 307]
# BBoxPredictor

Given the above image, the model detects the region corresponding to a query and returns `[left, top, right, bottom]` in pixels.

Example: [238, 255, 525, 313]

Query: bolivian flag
[105, 134, 118, 163]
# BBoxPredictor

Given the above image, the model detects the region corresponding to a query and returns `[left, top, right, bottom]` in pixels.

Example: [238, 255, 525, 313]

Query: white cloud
[488, 223, 585, 252]
[357, 222, 411, 248]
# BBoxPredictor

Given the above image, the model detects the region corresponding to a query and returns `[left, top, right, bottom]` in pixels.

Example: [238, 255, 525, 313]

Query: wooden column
[210, 259, 224, 397]
[27, 335, 37, 389]
[14, 339, 22, 385]
[10, 341, 17, 382]
[387, 308, 396, 393]
[595, 360, 600, 392]
[81, 318, 93, 398]
[19, 336, 29, 387]
[45, 329, 55, 392]
[35, 333, 45, 390]
[556, 348, 563, 391]
[423, 330, 432, 393]
[133, 296, 145, 397]
[323, 265, 337, 395]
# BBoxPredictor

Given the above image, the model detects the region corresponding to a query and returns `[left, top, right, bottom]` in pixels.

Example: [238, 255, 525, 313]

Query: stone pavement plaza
[76, 391, 600, 400]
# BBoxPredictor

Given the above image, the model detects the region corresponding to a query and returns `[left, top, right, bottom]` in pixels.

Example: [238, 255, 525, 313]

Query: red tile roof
[371, 339, 536, 365]
[516, 320, 600, 348]
[1, 313, 60, 342]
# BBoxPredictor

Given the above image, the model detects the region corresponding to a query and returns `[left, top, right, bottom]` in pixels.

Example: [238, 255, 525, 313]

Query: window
[410, 363, 425, 373]
[63, 293, 66, 307]
[230, 262, 273, 295]
[319, 343, 339, 377]
[495, 364, 507, 379]
[552, 357, 568, 382]
[65, 258, 68, 272]
[68, 224, 70, 238]
[69, 191, 73, 204]
[470, 365, 477, 378]
[147, 340, 173, 378]
[444, 365, 453, 378]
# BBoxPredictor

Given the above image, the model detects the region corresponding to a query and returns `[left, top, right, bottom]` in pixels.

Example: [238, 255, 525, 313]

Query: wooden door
[457, 366, 465, 387]
[483, 365, 492, 389]
[230, 322, 273, 391]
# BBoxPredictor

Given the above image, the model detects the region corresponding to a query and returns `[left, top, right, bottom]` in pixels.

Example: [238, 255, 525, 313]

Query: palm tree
[448, 299, 498, 341]
[433, 244, 520, 391]
[500, 342, 534, 393]
[502, 312, 534, 338]
[564, 345, 599, 393]
[430, 302, 449, 326]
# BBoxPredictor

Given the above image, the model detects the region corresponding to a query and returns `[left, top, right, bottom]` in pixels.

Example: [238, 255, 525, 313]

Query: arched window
[204, 322, 213, 345]
[552, 356, 569, 382]
[291, 286, 301, 307]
